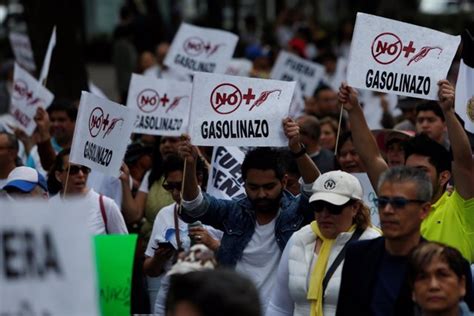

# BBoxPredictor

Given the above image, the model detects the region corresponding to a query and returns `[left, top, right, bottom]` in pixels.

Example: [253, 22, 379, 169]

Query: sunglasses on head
[65, 165, 91, 175]
[310, 200, 352, 215]
[374, 196, 426, 209]
[162, 181, 182, 191]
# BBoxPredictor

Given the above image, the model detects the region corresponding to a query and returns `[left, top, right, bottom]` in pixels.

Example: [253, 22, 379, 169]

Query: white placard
[189, 72, 296, 147]
[225, 58, 253, 77]
[0, 200, 99, 316]
[347, 13, 460, 100]
[270, 51, 325, 97]
[164, 23, 238, 75]
[70, 91, 135, 177]
[9, 31, 36, 72]
[353, 172, 380, 228]
[455, 59, 474, 133]
[39, 26, 57, 85]
[206, 146, 246, 200]
[127, 74, 191, 136]
[10, 63, 54, 135]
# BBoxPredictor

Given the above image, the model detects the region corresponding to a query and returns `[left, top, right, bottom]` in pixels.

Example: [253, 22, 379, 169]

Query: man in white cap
[2, 166, 48, 199]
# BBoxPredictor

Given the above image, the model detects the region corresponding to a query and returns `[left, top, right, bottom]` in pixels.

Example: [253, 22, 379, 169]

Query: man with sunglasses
[336, 166, 474, 316]
[178, 118, 319, 311]
[338, 80, 474, 263]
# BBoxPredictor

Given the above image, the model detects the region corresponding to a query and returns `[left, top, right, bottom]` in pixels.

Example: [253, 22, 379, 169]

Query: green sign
[94, 234, 137, 316]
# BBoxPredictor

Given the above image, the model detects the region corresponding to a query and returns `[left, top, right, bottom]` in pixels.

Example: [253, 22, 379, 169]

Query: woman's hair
[408, 242, 466, 286]
[47, 148, 71, 195]
[319, 116, 339, 134]
[352, 200, 371, 230]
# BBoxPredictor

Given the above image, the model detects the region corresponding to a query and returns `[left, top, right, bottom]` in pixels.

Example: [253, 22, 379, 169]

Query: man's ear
[420, 201, 431, 220]
[281, 174, 288, 188]
[438, 170, 451, 189]
[55, 170, 62, 183]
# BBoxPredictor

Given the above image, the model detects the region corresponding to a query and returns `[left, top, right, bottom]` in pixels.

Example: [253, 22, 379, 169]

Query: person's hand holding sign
[33, 107, 51, 143]
[437, 80, 455, 112]
[338, 83, 361, 112]
[282, 117, 302, 154]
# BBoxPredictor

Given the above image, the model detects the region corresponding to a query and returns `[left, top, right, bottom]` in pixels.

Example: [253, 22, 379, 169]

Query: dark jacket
[180, 190, 313, 266]
[336, 237, 474, 316]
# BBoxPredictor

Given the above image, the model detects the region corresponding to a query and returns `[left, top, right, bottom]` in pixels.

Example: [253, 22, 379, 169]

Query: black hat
[124, 142, 153, 164]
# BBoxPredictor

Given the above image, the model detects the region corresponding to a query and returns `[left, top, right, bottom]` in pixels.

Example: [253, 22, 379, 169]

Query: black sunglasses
[162, 181, 182, 191]
[310, 200, 352, 215]
[65, 165, 91, 175]
[374, 197, 426, 209]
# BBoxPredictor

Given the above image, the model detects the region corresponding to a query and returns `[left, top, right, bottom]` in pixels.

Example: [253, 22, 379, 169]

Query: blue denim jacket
[180, 190, 313, 267]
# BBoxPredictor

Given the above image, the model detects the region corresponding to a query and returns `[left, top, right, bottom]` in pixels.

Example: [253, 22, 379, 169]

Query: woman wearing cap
[266, 170, 380, 316]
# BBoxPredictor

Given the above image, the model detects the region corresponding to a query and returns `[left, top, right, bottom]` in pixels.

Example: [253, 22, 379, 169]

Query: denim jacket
[180, 190, 313, 267]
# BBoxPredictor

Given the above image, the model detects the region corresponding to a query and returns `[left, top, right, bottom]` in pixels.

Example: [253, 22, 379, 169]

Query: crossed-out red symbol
[137, 89, 160, 113]
[371, 33, 419, 65]
[210, 83, 256, 115]
[183, 37, 206, 57]
[12, 80, 29, 100]
[89, 107, 108, 137]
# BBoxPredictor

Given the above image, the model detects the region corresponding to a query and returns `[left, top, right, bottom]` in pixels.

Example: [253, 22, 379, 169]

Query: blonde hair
[353, 200, 371, 230]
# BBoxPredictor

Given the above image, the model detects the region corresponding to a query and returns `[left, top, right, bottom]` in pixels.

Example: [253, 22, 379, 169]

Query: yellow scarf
[307, 221, 356, 316]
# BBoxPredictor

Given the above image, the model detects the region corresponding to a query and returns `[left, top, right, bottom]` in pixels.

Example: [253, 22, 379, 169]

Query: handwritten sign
[94, 234, 137, 316]
[206, 146, 246, 200]
[10, 63, 54, 135]
[0, 200, 99, 315]
[164, 23, 238, 75]
[127, 74, 191, 136]
[189, 72, 296, 146]
[347, 13, 460, 100]
[70, 91, 135, 177]
[9, 31, 36, 72]
[270, 51, 325, 97]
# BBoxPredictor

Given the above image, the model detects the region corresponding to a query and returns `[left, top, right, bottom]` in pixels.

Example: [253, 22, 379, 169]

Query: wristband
[291, 144, 306, 158]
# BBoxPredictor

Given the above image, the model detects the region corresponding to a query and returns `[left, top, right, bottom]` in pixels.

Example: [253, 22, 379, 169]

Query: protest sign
[225, 58, 253, 77]
[206, 146, 246, 200]
[10, 63, 54, 135]
[127, 74, 191, 136]
[70, 91, 135, 177]
[270, 51, 325, 97]
[353, 173, 380, 228]
[288, 81, 305, 118]
[9, 31, 36, 72]
[95, 234, 137, 316]
[164, 23, 238, 75]
[39, 26, 57, 85]
[0, 200, 99, 316]
[347, 13, 460, 100]
[189, 72, 296, 146]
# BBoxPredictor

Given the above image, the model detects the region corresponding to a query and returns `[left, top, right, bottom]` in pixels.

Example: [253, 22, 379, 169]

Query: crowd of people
[1, 5, 474, 316]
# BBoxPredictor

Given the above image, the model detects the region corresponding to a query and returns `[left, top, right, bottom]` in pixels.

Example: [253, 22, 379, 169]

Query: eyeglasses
[310, 200, 351, 215]
[374, 197, 426, 209]
[65, 165, 91, 175]
[162, 181, 182, 191]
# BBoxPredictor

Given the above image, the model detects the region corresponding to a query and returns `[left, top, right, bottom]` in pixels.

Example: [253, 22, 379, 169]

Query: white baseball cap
[2, 166, 48, 193]
[309, 171, 363, 205]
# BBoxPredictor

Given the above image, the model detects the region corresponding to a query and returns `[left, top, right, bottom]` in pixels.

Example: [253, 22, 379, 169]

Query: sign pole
[334, 104, 345, 156]
[62, 164, 71, 199]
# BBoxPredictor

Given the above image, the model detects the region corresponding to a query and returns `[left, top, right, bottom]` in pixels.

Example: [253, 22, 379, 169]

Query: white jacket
[266, 224, 380, 316]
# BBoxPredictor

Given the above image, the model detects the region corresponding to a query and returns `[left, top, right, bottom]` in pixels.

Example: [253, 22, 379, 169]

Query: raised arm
[283, 117, 320, 184]
[438, 80, 474, 199]
[178, 134, 200, 201]
[338, 83, 389, 188]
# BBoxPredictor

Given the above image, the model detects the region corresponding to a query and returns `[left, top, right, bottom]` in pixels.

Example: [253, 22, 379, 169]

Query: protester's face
[139, 51, 156, 72]
[163, 170, 183, 203]
[304, 97, 318, 116]
[170, 301, 202, 316]
[6, 186, 48, 199]
[285, 172, 300, 196]
[320, 123, 336, 151]
[156, 43, 169, 65]
[56, 155, 89, 195]
[50, 110, 75, 143]
[244, 169, 285, 213]
[0, 134, 16, 166]
[314, 201, 357, 239]
[337, 140, 364, 173]
[160, 137, 180, 158]
[386, 141, 405, 167]
[416, 111, 446, 144]
[405, 154, 447, 200]
[316, 90, 338, 116]
[412, 256, 465, 314]
[377, 180, 429, 240]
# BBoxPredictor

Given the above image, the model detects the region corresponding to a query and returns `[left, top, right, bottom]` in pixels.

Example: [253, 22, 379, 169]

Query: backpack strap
[99, 194, 109, 234]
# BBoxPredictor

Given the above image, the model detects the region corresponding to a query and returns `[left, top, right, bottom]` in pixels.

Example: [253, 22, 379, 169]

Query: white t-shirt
[138, 170, 151, 194]
[50, 189, 128, 235]
[235, 217, 282, 312]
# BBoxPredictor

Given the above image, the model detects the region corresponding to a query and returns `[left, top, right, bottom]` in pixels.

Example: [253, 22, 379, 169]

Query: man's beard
[250, 190, 283, 214]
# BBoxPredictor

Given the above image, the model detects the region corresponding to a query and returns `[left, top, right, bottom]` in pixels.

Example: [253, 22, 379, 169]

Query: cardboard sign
[127, 74, 191, 136]
[10, 63, 54, 135]
[347, 13, 460, 100]
[95, 235, 137, 316]
[270, 51, 325, 97]
[189, 72, 296, 146]
[39, 26, 57, 85]
[9, 31, 36, 72]
[353, 172, 380, 228]
[70, 91, 135, 177]
[0, 200, 99, 315]
[164, 23, 238, 75]
[206, 146, 246, 200]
